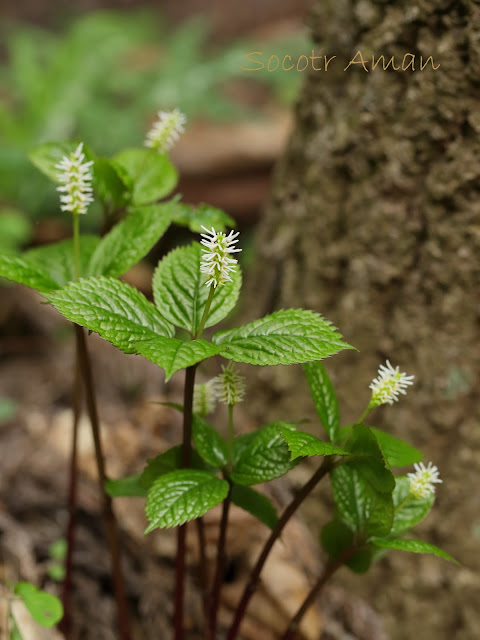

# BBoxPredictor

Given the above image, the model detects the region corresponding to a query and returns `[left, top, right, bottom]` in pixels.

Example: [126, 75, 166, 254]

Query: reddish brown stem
[281, 545, 357, 640]
[59, 346, 82, 636]
[75, 325, 132, 640]
[209, 483, 232, 638]
[173, 365, 198, 640]
[226, 457, 334, 640]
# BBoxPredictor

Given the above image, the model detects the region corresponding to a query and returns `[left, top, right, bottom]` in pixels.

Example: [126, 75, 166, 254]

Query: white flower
[55, 143, 94, 216]
[200, 226, 241, 288]
[368, 360, 414, 407]
[407, 461, 442, 499]
[214, 363, 246, 406]
[144, 109, 186, 152]
[193, 381, 217, 417]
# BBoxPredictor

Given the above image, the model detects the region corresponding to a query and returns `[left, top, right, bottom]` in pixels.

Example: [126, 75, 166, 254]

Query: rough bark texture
[244, 2, 480, 639]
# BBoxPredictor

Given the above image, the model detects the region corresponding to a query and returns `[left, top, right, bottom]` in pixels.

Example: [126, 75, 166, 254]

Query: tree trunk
[245, 2, 480, 639]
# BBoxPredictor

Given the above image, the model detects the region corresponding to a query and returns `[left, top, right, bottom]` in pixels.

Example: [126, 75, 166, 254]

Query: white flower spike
[193, 381, 217, 417]
[200, 226, 241, 288]
[144, 109, 186, 152]
[369, 360, 414, 408]
[214, 363, 246, 407]
[55, 143, 94, 216]
[407, 461, 442, 499]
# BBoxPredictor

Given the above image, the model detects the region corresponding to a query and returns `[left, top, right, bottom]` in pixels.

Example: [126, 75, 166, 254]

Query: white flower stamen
[144, 109, 186, 152]
[55, 143, 94, 216]
[214, 363, 246, 407]
[368, 360, 414, 407]
[200, 226, 241, 288]
[193, 381, 217, 417]
[407, 461, 442, 499]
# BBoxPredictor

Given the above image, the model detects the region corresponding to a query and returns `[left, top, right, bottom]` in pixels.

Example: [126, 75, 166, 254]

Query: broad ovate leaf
[135, 337, 220, 380]
[231, 422, 295, 486]
[145, 469, 229, 531]
[231, 484, 279, 530]
[214, 309, 353, 366]
[14, 583, 63, 628]
[280, 427, 348, 460]
[303, 361, 340, 442]
[390, 476, 434, 535]
[48, 276, 173, 353]
[152, 243, 241, 334]
[331, 464, 394, 539]
[0, 255, 60, 292]
[89, 203, 174, 278]
[112, 148, 177, 205]
[192, 415, 228, 468]
[25, 235, 99, 284]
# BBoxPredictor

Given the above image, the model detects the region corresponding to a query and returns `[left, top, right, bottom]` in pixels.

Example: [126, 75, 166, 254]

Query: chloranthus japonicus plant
[0, 109, 457, 639]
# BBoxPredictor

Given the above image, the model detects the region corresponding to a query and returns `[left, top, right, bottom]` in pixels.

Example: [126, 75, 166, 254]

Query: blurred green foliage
[0, 10, 310, 231]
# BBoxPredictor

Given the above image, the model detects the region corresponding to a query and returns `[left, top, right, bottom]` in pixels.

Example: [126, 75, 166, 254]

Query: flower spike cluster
[214, 363, 246, 407]
[55, 143, 94, 216]
[408, 461, 442, 499]
[368, 360, 414, 408]
[193, 381, 217, 417]
[200, 227, 241, 288]
[144, 109, 186, 153]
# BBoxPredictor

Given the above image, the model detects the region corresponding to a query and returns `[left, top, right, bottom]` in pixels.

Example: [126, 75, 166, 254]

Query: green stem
[227, 404, 234, 470]
[281, 545, 357, 640]
[73, 213, 81, 279]
[358, 405, 371, 423]
[195, 287, 216, 340]
[174, 364, 198, 640]
[226, 456, 336, 640]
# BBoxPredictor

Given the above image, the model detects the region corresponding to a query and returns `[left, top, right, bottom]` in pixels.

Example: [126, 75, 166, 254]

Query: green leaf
[92, 157, 128, 209]
[105, 473, 147, 498]
[0, 255, 60, 292]
[390, 477, 434, 535]
[371, 538, 459, 564]
[346, 425, 395, 494]
[112, 148, 178, 205]
[192, 415, 228, 468]
[345, 547, 376, 574]
[232, 432, 257, 464]
[331, 465, 394, 538]
[321, 519, 354, 560]
[89, 203, 173, 278]
[25, 235, 100, 284]
[14, 583, 63, 628]
[48, 276, 173, 353]
[48, 539, 67, 561]
[140, 446, 209, 490]
[29, 141, 92, 183]
[135, 336, 220, 380]
[145, 469, 229, 531]
[280, 427, 348, 460]
[214, 309, 353, 366]
[231, 484, 279, 530]
[172, 203, 235, 233]
[369, 427, 423, 468]
[152, 243, 241, 334]
[231, 422, 295, 486]
[303, 361, 340, 442]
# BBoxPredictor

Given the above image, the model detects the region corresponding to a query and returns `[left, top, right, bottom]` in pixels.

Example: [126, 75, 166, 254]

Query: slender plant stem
[59, 349, 82, 636]
[209, 481, 232, 639]
[226, 457, 335, 640]
[174, 364, 198, 640]
[227, 405, 234, 470]
[72, 214, 81, 280]
[75, 325, 132, 640]
[281, 545, 357, 640]
[195, 287, 216, 340]
[196, 517, 211, 639]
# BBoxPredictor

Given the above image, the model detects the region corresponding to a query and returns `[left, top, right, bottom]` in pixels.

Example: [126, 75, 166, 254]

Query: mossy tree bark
[244, 2, 480, 639]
